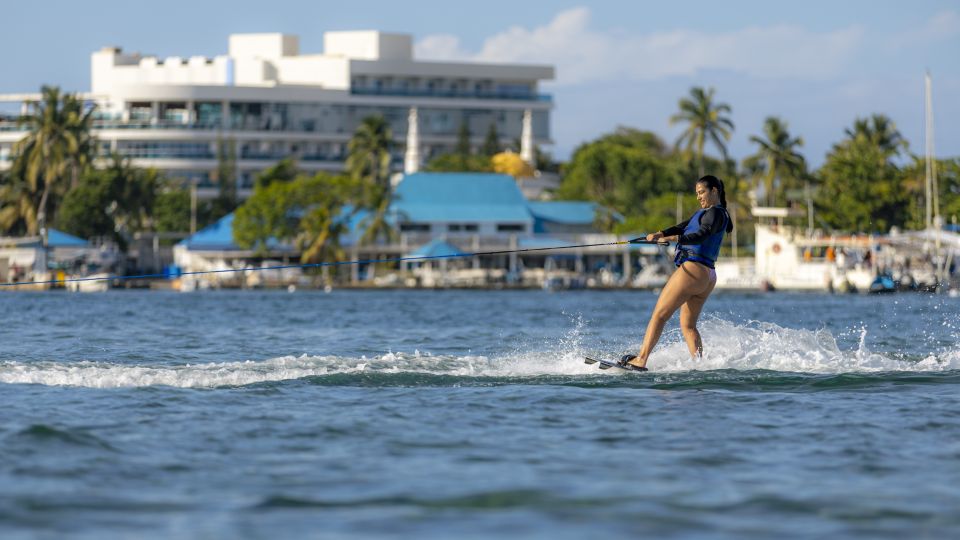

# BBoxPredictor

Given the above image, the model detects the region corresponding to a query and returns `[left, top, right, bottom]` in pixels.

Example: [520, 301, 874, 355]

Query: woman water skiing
[622, 175, 733, 371]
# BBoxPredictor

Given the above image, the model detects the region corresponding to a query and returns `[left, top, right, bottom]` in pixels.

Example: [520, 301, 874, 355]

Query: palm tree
[670, 87, 734, 176]
[745, 117, 807, 206]
[0, 168, 37, 235]
[844, 114, 906, 159]
[12, 85, 96, 236]
[346, 115, 393, 189]
[346, 115, 396, 244]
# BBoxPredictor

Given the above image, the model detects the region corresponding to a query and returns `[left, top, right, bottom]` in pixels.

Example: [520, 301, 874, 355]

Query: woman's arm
[677, 208, 725, 245]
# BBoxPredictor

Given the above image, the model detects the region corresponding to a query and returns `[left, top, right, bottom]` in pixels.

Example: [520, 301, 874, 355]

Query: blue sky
[2, 0, 957, 166]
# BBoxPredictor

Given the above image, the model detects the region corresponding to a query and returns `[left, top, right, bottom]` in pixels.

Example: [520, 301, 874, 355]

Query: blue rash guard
[662, 206, 729, 269]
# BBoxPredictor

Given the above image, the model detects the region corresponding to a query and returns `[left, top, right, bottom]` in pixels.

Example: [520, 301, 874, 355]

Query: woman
[622, 175, 733, 371]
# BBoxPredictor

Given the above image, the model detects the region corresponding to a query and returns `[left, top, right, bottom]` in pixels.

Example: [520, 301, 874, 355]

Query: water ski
[584, 356, 649, 372]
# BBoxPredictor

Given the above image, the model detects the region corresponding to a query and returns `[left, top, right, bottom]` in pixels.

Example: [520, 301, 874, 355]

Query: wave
[1, 319, 957, 389]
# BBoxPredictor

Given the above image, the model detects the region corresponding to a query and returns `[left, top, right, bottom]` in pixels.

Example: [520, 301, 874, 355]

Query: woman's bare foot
[621, 354, 647, 369]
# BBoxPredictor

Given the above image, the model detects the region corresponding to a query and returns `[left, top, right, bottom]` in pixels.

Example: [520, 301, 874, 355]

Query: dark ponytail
[697, 175, 734, 233]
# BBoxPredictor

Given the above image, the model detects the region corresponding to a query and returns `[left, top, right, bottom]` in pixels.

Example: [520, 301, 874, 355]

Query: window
[448, 224, 479, 232]
[497, 224, 525, 233]
[400, 223, 430, 232]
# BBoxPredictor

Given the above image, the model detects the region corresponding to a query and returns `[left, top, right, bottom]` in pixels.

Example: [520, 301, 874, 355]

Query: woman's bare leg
[679, 274, 716, 358]
[632, 263, 714, 368]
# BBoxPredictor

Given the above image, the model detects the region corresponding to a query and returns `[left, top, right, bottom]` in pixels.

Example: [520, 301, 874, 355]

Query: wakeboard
[584, 356, 649, 372]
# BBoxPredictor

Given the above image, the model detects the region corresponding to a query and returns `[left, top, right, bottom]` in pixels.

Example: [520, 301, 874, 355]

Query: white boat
[66, 273, 111, 292]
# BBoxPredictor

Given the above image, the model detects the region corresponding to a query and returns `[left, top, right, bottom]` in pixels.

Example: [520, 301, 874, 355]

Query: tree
[557, 128, 683, 231]
[345, 115, 395, 245]
[346, 115, 393, 190]
[482, 123, 501, 156]
[670, 86, 734, 177]
[901, 156, 960, 229]
[0, 167, 38, 235]
[255, 157, 299, 189]
[424, 153, 492, 173]
[844, 114, 907, 157]
[12, 85, 96, 236]
[153, 189, 192, 233]
[233, 173, 358, 279]
[815, 117, 907, 233]
[492, 151, 534, 178]
[744, 117, 807, 206]
[209, 137, 238, 222]
[55, 154, 160, 247]
[233, 179, 298, 255]
[455, 120, 471, 158]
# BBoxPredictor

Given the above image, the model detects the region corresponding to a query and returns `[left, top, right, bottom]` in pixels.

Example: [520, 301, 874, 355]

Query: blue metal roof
[177, 213, 292, 252]
[47, 229, 88, 247]
[518, 237, 571, 249]
[408, 239, 465, 258]
[178, 214, 238, 250]
[527, 201, 598, 225]
[393, 173, 532, 223]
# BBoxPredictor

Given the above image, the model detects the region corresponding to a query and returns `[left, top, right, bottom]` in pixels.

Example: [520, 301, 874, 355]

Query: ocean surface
[1, 289, 959, 539]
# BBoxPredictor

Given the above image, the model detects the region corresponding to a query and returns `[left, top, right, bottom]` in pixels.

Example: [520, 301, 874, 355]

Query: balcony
[350, 87, 552, 102]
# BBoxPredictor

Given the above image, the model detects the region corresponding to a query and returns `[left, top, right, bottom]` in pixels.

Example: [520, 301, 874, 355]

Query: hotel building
[0, 31, 554, 197]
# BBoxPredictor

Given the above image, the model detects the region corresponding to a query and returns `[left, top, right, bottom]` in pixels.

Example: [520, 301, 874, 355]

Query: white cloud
[415, 7, 865, 85]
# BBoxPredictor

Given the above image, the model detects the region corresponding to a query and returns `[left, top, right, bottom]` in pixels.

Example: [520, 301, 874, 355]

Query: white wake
[1, 319, 957, 388]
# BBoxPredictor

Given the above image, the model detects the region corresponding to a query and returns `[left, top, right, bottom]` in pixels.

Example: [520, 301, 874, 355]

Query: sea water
[1, 290, 959, 539]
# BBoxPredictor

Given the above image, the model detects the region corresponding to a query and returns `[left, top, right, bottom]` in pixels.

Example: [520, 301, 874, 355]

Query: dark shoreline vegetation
[2, 85, 958, 274]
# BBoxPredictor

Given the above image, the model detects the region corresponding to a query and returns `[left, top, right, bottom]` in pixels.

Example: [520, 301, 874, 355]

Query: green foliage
[557, 128, 683, 227]
[233, 173, 359, 265]
[745, 117, 807, 206]
[815, 128, 906, 233]
[10, 85, 96, 234]
[424, 153, 493, 173]
[153, 189, 192, 233]
[482, 123, 500, 156]
[233, 180, 298, 254]
[613, 192, 699, 235]
[0, 167, 37, 235]
[670, 87, 734, 177]
[55, 155, 160, 245]
[938, 159, 960, 225]
[346, 115, 393, 189]
[54, 173, 115, 240]
[345, 115, 396, 245]
[210, 138, 239, 221]
[255, 157, 299, 189]
[455, 121, 471, 157]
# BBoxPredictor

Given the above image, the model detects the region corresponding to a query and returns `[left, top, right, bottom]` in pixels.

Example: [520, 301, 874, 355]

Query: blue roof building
[393, 173, 535, 235]
[177, 172, 609, 254]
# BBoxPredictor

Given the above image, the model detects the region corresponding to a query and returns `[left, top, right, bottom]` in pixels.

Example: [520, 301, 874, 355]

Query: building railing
[350, 87, 553, 102]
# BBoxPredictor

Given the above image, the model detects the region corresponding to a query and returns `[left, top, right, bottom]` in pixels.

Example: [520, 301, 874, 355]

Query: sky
[1, 0, 957, 167]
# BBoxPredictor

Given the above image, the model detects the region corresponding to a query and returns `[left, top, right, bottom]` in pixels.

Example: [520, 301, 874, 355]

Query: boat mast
[925, 71, 939, 230]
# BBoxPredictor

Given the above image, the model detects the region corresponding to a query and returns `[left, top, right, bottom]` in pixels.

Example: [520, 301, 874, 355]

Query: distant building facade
[0, 32, 554, 197]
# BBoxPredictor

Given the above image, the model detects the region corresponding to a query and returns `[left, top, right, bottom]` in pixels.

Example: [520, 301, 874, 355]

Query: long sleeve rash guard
[661, 207, 726, 245]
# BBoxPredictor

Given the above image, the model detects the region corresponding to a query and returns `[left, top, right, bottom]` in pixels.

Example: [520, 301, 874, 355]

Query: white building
[0, 31, 554, 197]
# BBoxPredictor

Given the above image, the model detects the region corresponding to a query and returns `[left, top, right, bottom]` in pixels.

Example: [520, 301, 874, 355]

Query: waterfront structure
[0, 229, 120, 289]
[171, 172, 645, 288]
[0, 32, 554, 197]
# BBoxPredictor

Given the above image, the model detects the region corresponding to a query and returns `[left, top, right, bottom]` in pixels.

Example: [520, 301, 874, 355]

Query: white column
[221, 100, 230, 129]
[404, 107, 421, 174]
[151, 102, 160, 125]
[186, 100, 196, 125]
[520, 109, 534, 164]
[121, 102, 131, 122]
[20, 101, 29, 116]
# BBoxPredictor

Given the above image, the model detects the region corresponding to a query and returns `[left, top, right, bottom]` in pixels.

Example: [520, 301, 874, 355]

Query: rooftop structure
[1, 31, 554, 197]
